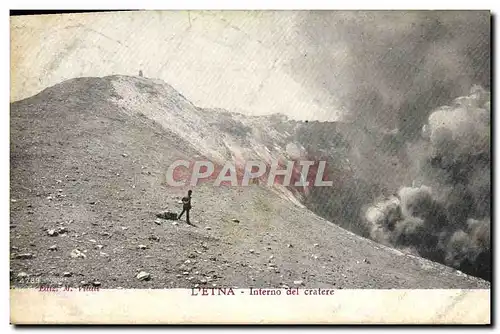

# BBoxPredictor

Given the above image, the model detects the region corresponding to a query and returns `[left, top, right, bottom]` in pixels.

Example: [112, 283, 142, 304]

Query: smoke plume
[364, 87, 491, 280]
[290, 11, 490, 280]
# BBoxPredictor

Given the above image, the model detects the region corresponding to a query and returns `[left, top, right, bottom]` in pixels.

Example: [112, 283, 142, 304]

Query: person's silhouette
[178, 190, 192, 224]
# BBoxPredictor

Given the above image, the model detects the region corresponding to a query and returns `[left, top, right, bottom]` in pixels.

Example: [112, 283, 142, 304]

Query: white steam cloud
[364, 86, 491, 280]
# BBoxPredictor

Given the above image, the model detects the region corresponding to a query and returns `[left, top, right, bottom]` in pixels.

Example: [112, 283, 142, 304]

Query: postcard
[10, 10, 491, 324]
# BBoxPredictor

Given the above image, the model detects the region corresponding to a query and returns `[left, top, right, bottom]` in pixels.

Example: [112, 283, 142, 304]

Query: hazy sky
[292, 11, 490, 136]
[11, 11, 344, 121]
[11, 11, 489, 124]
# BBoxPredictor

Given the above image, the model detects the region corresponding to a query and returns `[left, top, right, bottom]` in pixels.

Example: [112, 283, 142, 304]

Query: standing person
[178, 190, 192, 225]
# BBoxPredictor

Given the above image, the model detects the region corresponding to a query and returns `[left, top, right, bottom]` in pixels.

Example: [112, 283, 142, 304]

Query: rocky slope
[10, 75, 490, 289]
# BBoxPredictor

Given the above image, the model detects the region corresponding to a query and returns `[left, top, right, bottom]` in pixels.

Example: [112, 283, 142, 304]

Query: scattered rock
[63, 272, 72, 277]
[122, 153, 128, 157]
[48, 245, 58, 251]
[101, 232, 111, 237]
[363, 258, 371, 264]
[154, 219, 162, 225]
[249, 249, 255, 254]
[15, 253, 34, 260]
[313, 243, 319, 247]
[11, 246, 19, 251]
[231, 219, 240, 223]
[70, 249, 87, 259]
[188, 254, 196, 259]
[156, 211, 178, 220]
[137, 244, 148, 250]
[287, 244, 293, 248]
[184, 260, 192, 264]
[17, 272, 28, 278]
[89, 239, 97, 243]
[96, 245, 104, 250]
[136, 271, 151, 281]
[269, 255, 274, 260]
[100, 252, 109, 257]
[293, 280, 304, 286]
[121, 226, 129, 230]
[176, 274, 182, 278]
[183, 272, 190, 275]
[47, 229, 58, 237]
[172, 222, 178, 226]
[92, 281, 101, 287]
[205, 226, 211, 230]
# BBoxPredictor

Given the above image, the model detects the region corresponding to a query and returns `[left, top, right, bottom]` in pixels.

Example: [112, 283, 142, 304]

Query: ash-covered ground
[10, 76, 490, 289]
